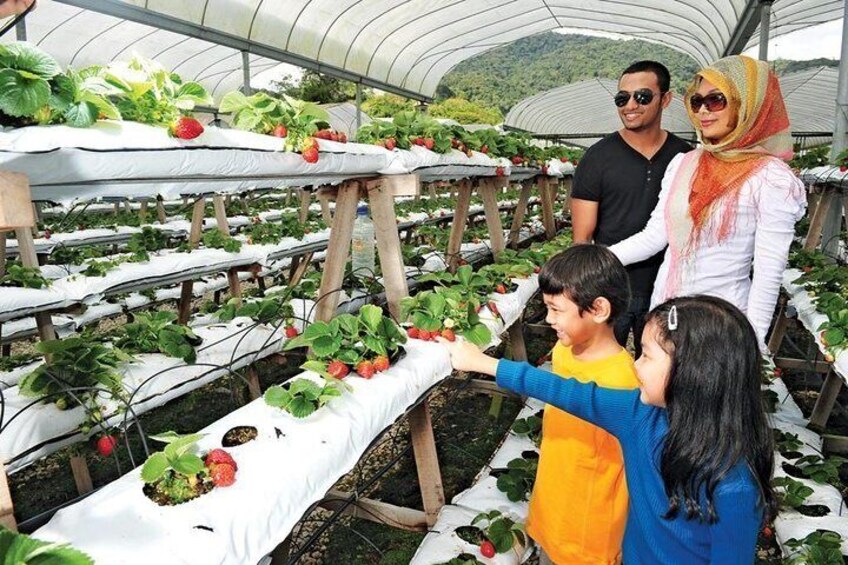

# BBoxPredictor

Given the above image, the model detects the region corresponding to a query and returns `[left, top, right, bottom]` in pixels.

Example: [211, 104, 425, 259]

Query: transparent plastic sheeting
[0, 0, 842, 102]
[505, 68, 839, 145]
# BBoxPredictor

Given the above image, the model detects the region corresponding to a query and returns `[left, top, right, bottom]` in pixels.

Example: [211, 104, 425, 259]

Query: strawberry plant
[80, 257, 122, 277]
[127, 226, 169, 261]
[400, 289, 491, 346]
[773, 477, 814, 509]
[494, 455, 538, 502]
[0, 528, 94, 564]
[785, 530, 844, 565]
[114, 311, 202, 363]
[141, 432, 223, 506]
[244, 216, 306, 244]
[0, 264, 50, 289]
[793, 454, 847, 486]
[202, 229, 242, 253]
[774, 430, 804, 455]
[284, 305, 407, 375]
[213, 295, 294, 325]
[471, 510, 526, 556]
[19, 337, 130, 409]
[511, 412, 543, 447]
[263, 377, 344, 418]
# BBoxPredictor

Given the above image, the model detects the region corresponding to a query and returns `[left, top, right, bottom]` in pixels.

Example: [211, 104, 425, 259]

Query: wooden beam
[315, 181, 359, 322]
[538, 176, 557, 240]
[298, 189, 312, 224]
[318, 191, 333, 228]
[15, 227, 56, 342]
[212, 195, 229, 234]
[508, 180, 533, 249]
[69, 455, 94, 495]
[479, 179, 506, 259]
[246, 366, 261, 401]
[446, 180, 473, 273]
[455, 377, 516, 398]
[822, 434, 848, 455]
[408, 402, 445, 527]
[0, 462, 15, 531]
[287, 251, 314, 288]
[809, 369, 842, 432]
[320, 490, 428, 532]
[156, 197, 167, 224]
[804, 189, 836, 251]
[178, 198, 206, 324]
[368, 179, 409, 320]
[767, 299, 790, 355]
[774, 357, 831, 374]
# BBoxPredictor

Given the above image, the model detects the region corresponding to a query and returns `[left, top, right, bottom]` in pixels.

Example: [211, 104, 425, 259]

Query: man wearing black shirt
[571, 61, 691, 356]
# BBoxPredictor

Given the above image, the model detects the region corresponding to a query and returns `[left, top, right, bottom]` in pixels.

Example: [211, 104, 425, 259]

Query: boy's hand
[435, 337, 499, 376]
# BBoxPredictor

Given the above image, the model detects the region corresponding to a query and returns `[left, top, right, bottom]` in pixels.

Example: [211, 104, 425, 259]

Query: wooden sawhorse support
[446, 176, 508, 273]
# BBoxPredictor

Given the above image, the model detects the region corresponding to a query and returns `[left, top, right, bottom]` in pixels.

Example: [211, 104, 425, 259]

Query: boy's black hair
[621, 60, 671, 93]
[646, 295, 777, 525]
[538, 244, 630, 324]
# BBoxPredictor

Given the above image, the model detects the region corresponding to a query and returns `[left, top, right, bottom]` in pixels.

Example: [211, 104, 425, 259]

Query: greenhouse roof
[0, 0, 843, 102]
[504, 67, 839, 147]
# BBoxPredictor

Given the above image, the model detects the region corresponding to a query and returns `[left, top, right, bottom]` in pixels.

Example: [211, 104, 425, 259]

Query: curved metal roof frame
[1, 0, 842, 103]
[504, 67, 839, 147]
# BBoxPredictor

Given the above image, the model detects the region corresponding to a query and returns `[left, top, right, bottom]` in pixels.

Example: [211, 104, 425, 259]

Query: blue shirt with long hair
[496, 360, 762, 564]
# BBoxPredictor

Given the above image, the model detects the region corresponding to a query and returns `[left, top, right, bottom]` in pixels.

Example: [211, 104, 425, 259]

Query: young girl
[439, 295, 775, 564]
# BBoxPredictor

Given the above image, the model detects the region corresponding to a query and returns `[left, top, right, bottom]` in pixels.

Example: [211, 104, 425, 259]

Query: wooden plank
[315, 181, 359, 323]
[177, 279, 195, 325]
[408, 402, 445, 527]
[139, 200, 148, 222]
[369, 174, 419, 197]
[508, 181, 533, 248]
[767, 300, 789, 355]
[446, 180, 473, 273]
[774, 357, 831, 374]
[0, 172, 35, 229]
[539, 176, 557, 240]
[368, 180, 409, 320]
[15, 228, 56, 342]
[804, 189, 835, 251]
[246, 366, 261, 401]
[453, 377, 517, 398]
[226, 269, 242, 304]
[0, 462, 15, 531]
[320, 490, 428, 532]
[428, 183, 437, 200]
[809, 368, 842, 432]
[156, 197, 167, 224]
[318, 191, 333, 227]
[479, 179, 506, 258]
[178, 198, 206, 325]
[70, 455, 94, 495]
[212, 195, 229, 234]
[822, 434, 848, 455]
[287, 251, 314, 288]
[298, 189, 312, 224]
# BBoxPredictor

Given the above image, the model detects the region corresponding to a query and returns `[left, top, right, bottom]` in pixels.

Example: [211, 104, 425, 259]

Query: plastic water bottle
[351, 204, 375, 279]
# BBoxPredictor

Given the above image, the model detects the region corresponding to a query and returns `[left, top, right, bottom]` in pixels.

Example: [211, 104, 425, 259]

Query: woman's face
[692, 78, 734, 143]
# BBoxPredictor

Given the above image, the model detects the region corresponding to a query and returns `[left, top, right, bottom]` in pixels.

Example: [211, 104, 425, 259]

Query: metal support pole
[355, 83, 362, 131]
[241, 50, 252, 96]
[15, 16, 26, 41]
[824, 1, 848, 255]
[758, 1, 773, 61]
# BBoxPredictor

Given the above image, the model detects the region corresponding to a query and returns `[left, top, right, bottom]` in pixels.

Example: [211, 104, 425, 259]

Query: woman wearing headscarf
[610, 55, 806, 348]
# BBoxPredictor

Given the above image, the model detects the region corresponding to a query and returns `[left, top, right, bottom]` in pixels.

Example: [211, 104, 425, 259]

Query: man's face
[616, 71, 669, 132]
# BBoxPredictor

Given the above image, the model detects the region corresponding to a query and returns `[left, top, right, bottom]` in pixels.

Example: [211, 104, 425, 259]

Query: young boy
[529, 244, 638, 564]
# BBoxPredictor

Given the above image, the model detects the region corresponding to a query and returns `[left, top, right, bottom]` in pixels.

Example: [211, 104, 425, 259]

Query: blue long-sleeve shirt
[496, 359, 763, 565]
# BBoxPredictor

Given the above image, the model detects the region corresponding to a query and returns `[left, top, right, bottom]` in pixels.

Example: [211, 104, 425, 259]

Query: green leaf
[176, 81, 211, 104]
[219, 91, 250, 113]
[171, 453, 205, 476]
[312, 335, 341, 357]
[0, 42, 62, 79]
[264, 385, 291, 409]
[63, 100, 99, 128]
[335, 314, 359, 337]
[359, 304, 384, 333]
[362, 335, 387, 356]
[140, 452, 170, 483]
[287, 395, 317, 418]
[463, 323, 492, 347]
[824, 328, 845, 347]
[48, 73, 75, 112]
[0, 69, 50, 117]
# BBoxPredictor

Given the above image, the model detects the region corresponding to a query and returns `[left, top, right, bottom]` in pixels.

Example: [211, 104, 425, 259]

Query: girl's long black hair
[645, 295, 776, 524]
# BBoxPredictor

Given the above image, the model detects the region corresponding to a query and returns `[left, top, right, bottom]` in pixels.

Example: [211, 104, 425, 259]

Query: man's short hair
[539, 244, 630, 323]
[620, 60, 671, 93]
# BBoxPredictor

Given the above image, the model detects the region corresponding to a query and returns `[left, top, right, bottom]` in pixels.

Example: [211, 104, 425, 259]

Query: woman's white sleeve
[747, 162, 807, 347]
[609, 154, 682, 265]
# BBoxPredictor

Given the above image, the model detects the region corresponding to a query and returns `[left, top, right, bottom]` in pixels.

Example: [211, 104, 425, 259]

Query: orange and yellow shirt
[526, 342, 639, 565]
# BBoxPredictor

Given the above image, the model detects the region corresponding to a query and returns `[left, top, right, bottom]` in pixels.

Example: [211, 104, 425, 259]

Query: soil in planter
[781, 450, 804, 460]
[142, 471, 214, 506]
[222, 425, 258, 447]
[454, 526, 485, 545]
[521, 450, 539, 460]
[797, 504, 831, 517]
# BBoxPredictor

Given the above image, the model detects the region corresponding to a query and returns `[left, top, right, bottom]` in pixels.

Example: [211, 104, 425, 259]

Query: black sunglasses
[614, 89, 663, 108]
[689, 92, 727, 113]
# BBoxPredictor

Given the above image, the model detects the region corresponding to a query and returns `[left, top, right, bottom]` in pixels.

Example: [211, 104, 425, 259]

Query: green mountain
[435, 33, 838, 114]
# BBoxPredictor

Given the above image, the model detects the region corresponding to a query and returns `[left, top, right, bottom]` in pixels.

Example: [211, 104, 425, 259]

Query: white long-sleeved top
[610, 153, 806, 346]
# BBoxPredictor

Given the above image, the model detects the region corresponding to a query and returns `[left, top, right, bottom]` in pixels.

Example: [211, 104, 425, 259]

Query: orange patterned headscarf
[683, 55, 793, 239]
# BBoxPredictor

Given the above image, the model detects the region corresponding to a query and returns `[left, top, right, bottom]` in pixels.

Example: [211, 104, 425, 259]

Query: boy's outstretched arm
[438, 339, 643, 438]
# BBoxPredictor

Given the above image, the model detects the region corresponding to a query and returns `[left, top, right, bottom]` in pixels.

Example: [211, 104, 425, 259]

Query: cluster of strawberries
[204, 448, 238, 487]
[326, 355, 392, 380]
[313, 129, 348, 143]
[406, 326, 456, 342]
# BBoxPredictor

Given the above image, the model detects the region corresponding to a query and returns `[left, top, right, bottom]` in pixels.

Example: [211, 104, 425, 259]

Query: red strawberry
[451, 138, 459, 148]
[210, 463, 236, 487]
[44, 229, 51, 239]
[330, 132, 340, 142]
[302, 137, 318, 151]
[424, 138, 435, 150]
[170, 116, 204, 140]
[541, 165, 549, 175]
[441, 328, 456, 342]
[560, 156, 569, 163]
[407, 327, 420, 339]
[841, 165, 848, 173]
[458, 144, 467, 153]
[533, 266, 541, 274]
[495, 166, 505, 177]
[488, 301, 500, 317]
[302, 146, 319, 163]
[285, 325, 299, 338]
[495, 283, 507, 294]
[762, 526, 773, 538]
[773, 367, 783, 378]
[481, 145, 488, 154]
[415, 137, 425, 146]
[96, 434, 118, 457]
[418, 329, 432, 341]
[385, 137, 397, 151]
[373, 355, 390, 372]
[356, 360, 376, 379]
[327, 360, 350, 379]
[272, 124, 287, 138]
[205, 448, 238, 471]
[339, 132, 347, 143]
[511, 155, 523, 165]
[480, 540, 496, 558]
